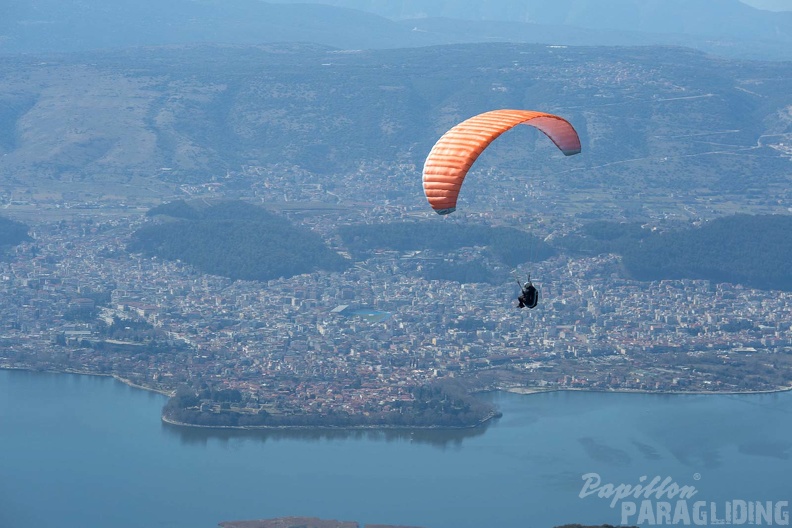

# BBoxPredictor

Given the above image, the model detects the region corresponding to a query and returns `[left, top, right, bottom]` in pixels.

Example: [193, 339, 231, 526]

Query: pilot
[518, 281, 539, 309]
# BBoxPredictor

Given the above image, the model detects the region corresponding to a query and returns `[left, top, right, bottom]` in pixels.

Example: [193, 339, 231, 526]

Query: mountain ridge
[2, 0, 792, 60]
[1, 42, 790, 208]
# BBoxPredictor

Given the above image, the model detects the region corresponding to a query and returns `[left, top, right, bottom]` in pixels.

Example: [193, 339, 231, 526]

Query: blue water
[1, 369, 791, 528]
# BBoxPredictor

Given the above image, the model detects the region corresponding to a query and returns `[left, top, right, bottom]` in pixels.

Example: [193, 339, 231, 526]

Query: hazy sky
[740, 0, 792, 10]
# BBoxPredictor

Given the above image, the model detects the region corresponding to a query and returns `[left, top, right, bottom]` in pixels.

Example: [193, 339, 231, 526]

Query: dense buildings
[1, 190, 791, 425]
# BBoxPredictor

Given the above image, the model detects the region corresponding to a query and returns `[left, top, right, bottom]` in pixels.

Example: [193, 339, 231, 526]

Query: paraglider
[422, 109, 581, 308]
[422, 109, 581, 215]
[517, 276, 539, 309]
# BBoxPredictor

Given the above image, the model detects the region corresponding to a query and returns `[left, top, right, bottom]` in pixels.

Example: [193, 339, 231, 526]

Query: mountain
[1, 42, 790, 209]
[290, 0, 792, 34]
[268, 0, 792, 59]
[268, 0, 791, 34]
[2, 0, 792, 60]
[0, 0, 440, 54]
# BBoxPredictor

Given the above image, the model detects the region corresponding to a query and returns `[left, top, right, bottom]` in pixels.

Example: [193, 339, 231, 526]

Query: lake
[1, 368, 790, 528]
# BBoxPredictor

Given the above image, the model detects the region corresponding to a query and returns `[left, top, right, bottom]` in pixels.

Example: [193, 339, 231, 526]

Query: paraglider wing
[422, 109, 581, 215]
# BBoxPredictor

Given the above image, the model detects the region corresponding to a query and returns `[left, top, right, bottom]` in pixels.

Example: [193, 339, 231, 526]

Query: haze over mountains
[269, 0, 792, 37]
[2, 0, 792, 60]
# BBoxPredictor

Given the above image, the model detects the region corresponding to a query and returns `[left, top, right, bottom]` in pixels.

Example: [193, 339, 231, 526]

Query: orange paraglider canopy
[422, 109, 581, 215]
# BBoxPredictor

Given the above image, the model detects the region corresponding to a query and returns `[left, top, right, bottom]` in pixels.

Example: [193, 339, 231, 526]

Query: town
[2, 163, 791, 426]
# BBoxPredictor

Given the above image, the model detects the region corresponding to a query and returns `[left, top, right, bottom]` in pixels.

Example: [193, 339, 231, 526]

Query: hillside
[1, 42, 791, 218]
[0, 217, 31, 260]
[339, 222, 554, 262]
[128, 201, 349, 281]
[0, 216, 30, 246]
[556, 214, 792, 291]
[338, 221, 555, 284]
[621, 214, 792, 291]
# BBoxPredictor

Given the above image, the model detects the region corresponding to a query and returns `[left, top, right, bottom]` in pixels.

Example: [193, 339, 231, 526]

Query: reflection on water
[630, 439, 663, 460]
[738, 441, 792, 460]
[161, 417, 495, 449]
[577, 437, 632, 467]
[5, 369, 792, 528]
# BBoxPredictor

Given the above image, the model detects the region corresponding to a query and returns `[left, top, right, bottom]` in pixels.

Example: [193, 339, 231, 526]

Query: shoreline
[112, 374, 175, 397]
[160, 410, 501, 431]
[498, 385, 792, 396]
[5, 365, 792, 431]
[0, 365, 174, 397]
